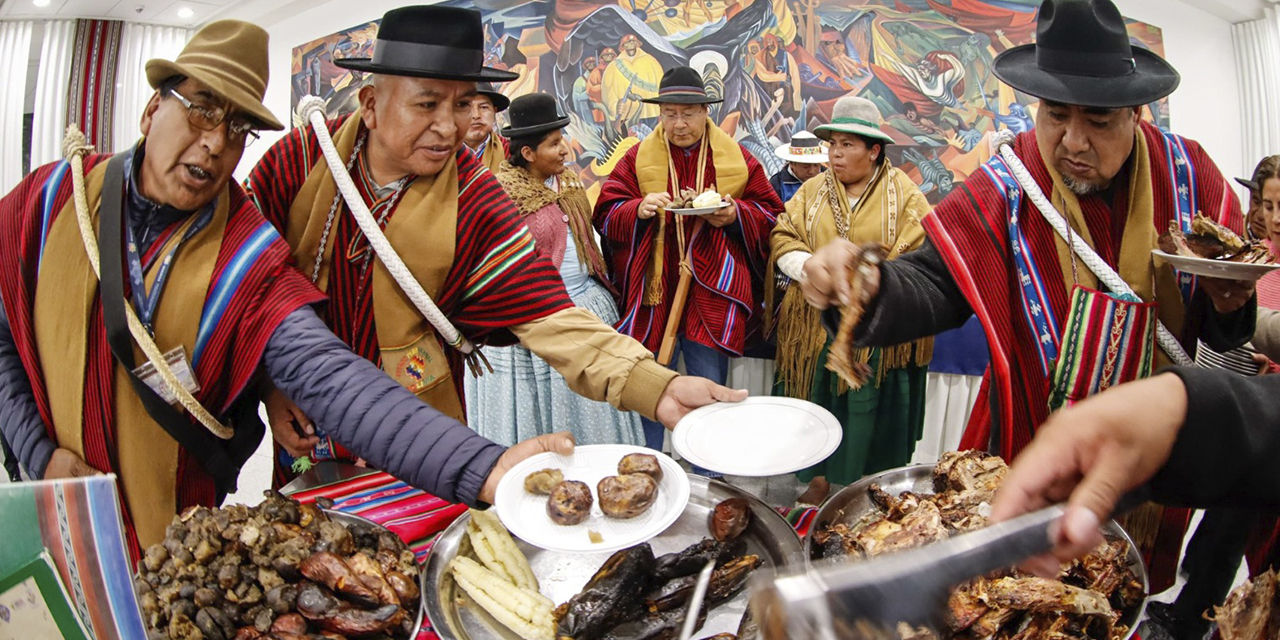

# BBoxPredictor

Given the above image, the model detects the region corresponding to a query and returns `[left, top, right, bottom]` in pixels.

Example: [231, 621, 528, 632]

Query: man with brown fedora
[594, 65, 782, 455]
[0, 19, 574, 557]
[463, 82, 511, 173]
[799, 0, 1254, 592]
[247, 7, 745, 483]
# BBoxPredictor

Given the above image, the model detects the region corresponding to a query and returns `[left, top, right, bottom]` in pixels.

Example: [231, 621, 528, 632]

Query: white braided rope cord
[62, 126, 234, 439]
[994, 139, 1194, 366]
[296, 96, 475, 356]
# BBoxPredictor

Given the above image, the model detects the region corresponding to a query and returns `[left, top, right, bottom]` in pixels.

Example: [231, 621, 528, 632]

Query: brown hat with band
[145, 20, 283, 131]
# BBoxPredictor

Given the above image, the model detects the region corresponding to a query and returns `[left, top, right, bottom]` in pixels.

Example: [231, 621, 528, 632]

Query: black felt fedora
[477, 82, 510, 112]
[334, 6, 518, 82]
[500, 93, 571, 138]
[992, 0, 1179, 108]
[640, 66, 723, 105]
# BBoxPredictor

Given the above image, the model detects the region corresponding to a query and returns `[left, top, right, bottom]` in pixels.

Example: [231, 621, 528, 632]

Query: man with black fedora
[595, 65, 782, 454]
[0, 19, 575, 558]
[798, 0, 1253, 593]
[464, 82, 511, 173]
[248, 7, 745, 484]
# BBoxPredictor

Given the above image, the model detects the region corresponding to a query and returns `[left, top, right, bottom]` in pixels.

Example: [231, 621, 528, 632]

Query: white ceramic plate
[1152, 249, 1280, 281]
[672, 397, 842, 476]
[493, 444, 690, 554]
[667, 201, 730, 216]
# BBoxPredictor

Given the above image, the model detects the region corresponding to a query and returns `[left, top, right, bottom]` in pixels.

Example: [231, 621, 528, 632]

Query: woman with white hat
[768, 96, 933, 497]
[770, 131, 828, 203]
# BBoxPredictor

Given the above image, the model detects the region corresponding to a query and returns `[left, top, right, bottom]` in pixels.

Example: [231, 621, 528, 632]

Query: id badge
[132, 346, 202, 406]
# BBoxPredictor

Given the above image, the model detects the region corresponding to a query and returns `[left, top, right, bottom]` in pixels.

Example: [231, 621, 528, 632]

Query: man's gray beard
[1061, 173, 1103, 195]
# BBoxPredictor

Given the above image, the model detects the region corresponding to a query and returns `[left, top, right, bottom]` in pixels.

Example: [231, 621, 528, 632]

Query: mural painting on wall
[291, 0, 1168, 203]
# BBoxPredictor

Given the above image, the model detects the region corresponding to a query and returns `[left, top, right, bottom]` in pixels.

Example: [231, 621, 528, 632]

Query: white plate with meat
[1152, 249, 1280, 281]
[493, 444, 690, 554]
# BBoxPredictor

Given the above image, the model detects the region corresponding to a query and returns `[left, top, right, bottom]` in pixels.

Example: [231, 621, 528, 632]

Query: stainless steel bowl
[803, 464, 1148, 636]
[324, 509, 426, 639]
[424, 474, 804, 640]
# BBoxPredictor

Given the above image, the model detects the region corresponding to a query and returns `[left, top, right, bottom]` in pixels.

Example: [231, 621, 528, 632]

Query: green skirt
[784, 345, 929, 486]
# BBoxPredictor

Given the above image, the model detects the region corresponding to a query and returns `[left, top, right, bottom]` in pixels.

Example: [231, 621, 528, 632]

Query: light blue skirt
[463, 278, 645, 447]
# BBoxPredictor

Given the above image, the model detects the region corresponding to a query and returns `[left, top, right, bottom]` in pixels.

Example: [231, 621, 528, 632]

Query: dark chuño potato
[270, 612, 308, 635]
[618, 453, 663, 482]
[547, 480, 594, 525]
[711, 498, 751, 542]
[598, 474, 658, 519]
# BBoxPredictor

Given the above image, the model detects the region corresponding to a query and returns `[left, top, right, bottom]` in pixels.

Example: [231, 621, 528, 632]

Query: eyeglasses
[167, 89, 260, 146]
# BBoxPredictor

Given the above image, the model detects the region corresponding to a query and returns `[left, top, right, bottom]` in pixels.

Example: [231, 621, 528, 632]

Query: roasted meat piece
[548, 480, 593, 525]
[599, 474, 659, 519]
[932, 450, 1007, 495]
[826, 243, 887, 389]
[523, 468, 564, 495]
[983, 576, 1114, 618]
[619, 453, 664, 482]
[1215, 569, 1277, 640]
[711, 498, 751, 542]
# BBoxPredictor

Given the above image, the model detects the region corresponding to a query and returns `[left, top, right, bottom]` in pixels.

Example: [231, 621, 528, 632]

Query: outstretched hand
[655, 376, 748, 429]
[480, 432, 576, 505]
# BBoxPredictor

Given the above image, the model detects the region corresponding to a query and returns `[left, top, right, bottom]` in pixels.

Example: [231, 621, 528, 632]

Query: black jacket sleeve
[1153, 366, 1280, 509]
[837, 237, 974, 346]
[263, 306, 506, 506]
[0, 297, 56, 479]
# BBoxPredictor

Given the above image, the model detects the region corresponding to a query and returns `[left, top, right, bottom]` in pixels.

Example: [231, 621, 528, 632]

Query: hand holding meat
[800, 238, 881, 310]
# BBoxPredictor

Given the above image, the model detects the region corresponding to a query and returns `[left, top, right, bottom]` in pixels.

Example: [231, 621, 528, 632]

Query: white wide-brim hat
[775, 131, 829, 164]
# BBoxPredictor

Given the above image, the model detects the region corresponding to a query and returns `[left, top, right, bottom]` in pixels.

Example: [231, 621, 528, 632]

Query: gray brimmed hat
[813, 97, 893, 145]
[775, 131, 828, 163]
[992, 0, 1179, 108]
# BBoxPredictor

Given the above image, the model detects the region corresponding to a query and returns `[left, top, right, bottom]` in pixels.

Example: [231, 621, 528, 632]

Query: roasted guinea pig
[548, 480, 594, 525]
[523, 468, 564, 496]
[618, 453, 663, 482]
[598, 474, 659, 519]
[645, 554, 762, 613]
[653, 538, 746, 581]
[555, 544, 657, 639]
[711, 498, 751, 542]
[1159, 215, 1274, 264]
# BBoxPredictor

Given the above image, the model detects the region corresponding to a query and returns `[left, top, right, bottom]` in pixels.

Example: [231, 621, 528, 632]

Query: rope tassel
[295, 96, 489, 377]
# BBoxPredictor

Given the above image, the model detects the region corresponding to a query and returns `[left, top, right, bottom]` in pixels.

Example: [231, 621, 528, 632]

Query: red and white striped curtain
[65, 19, 124, 154]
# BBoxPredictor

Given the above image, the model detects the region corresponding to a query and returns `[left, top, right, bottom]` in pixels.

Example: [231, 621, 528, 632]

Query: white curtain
[0, 21, 34, 190]
[1233, 8, 1280, 181]
[29, 20, 75, 170]
[113, 23, 190, 154]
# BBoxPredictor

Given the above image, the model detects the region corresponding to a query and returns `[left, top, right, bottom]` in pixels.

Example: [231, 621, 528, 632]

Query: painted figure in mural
[817, 25, 864, 83]
[756, 34, 802, 117]
[594, 66, 782, 457]
[603, 34, 664, 136]
[770, 96, 932, 498]
[769, 130, 827, 203]
[0, 20, 569, 560]
[464, 83, 511, 173]
[248, 7, 743, 487]
[893, 50, 967, 111]
[572, 56, 605, 126]
[588, 51, 611, 125]
[801, 0, 1249, 594]
[467, 94, 644, 447]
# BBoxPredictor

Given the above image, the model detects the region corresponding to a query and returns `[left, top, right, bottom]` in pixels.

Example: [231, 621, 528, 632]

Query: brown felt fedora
[145, 20, 283, 131]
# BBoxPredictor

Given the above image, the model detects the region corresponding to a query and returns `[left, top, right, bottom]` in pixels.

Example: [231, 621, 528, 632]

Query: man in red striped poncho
[248, 6, 744, 480]
[799, 0, 1255, 593]
[594, 66, 782, 454]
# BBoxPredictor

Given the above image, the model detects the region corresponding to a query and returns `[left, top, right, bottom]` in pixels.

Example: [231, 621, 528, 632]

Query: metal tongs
[748, 490, 1148, 640]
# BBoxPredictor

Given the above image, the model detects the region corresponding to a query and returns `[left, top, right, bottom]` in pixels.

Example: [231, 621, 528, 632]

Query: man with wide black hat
[595, 65, 782, 454]
[798, 0, 1253, 593]
[248, 7, 744, 482]
[463, 82, 510, 173]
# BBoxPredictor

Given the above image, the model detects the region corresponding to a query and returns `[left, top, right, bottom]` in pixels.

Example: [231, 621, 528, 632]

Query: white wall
[235, 0, 1250, 193]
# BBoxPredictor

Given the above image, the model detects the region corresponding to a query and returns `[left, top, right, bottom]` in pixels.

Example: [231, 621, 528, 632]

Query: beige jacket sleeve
[1253, 307, 1280, 362]
[510, 307, 678, 419]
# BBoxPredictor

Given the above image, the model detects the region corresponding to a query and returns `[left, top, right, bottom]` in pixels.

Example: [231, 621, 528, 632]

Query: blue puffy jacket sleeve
[0, 297, 56, 479]
[263, 306, 505, 506]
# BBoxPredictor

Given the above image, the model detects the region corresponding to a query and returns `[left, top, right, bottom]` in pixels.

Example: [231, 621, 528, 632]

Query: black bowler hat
[334, 6, 518, 82]
[1236, 177, 1260, 192]
[477, 82, 510, 112]
[500, 93, 571, 138]
[640, 66, 723, 105]
[992, 0, 1179, 108]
